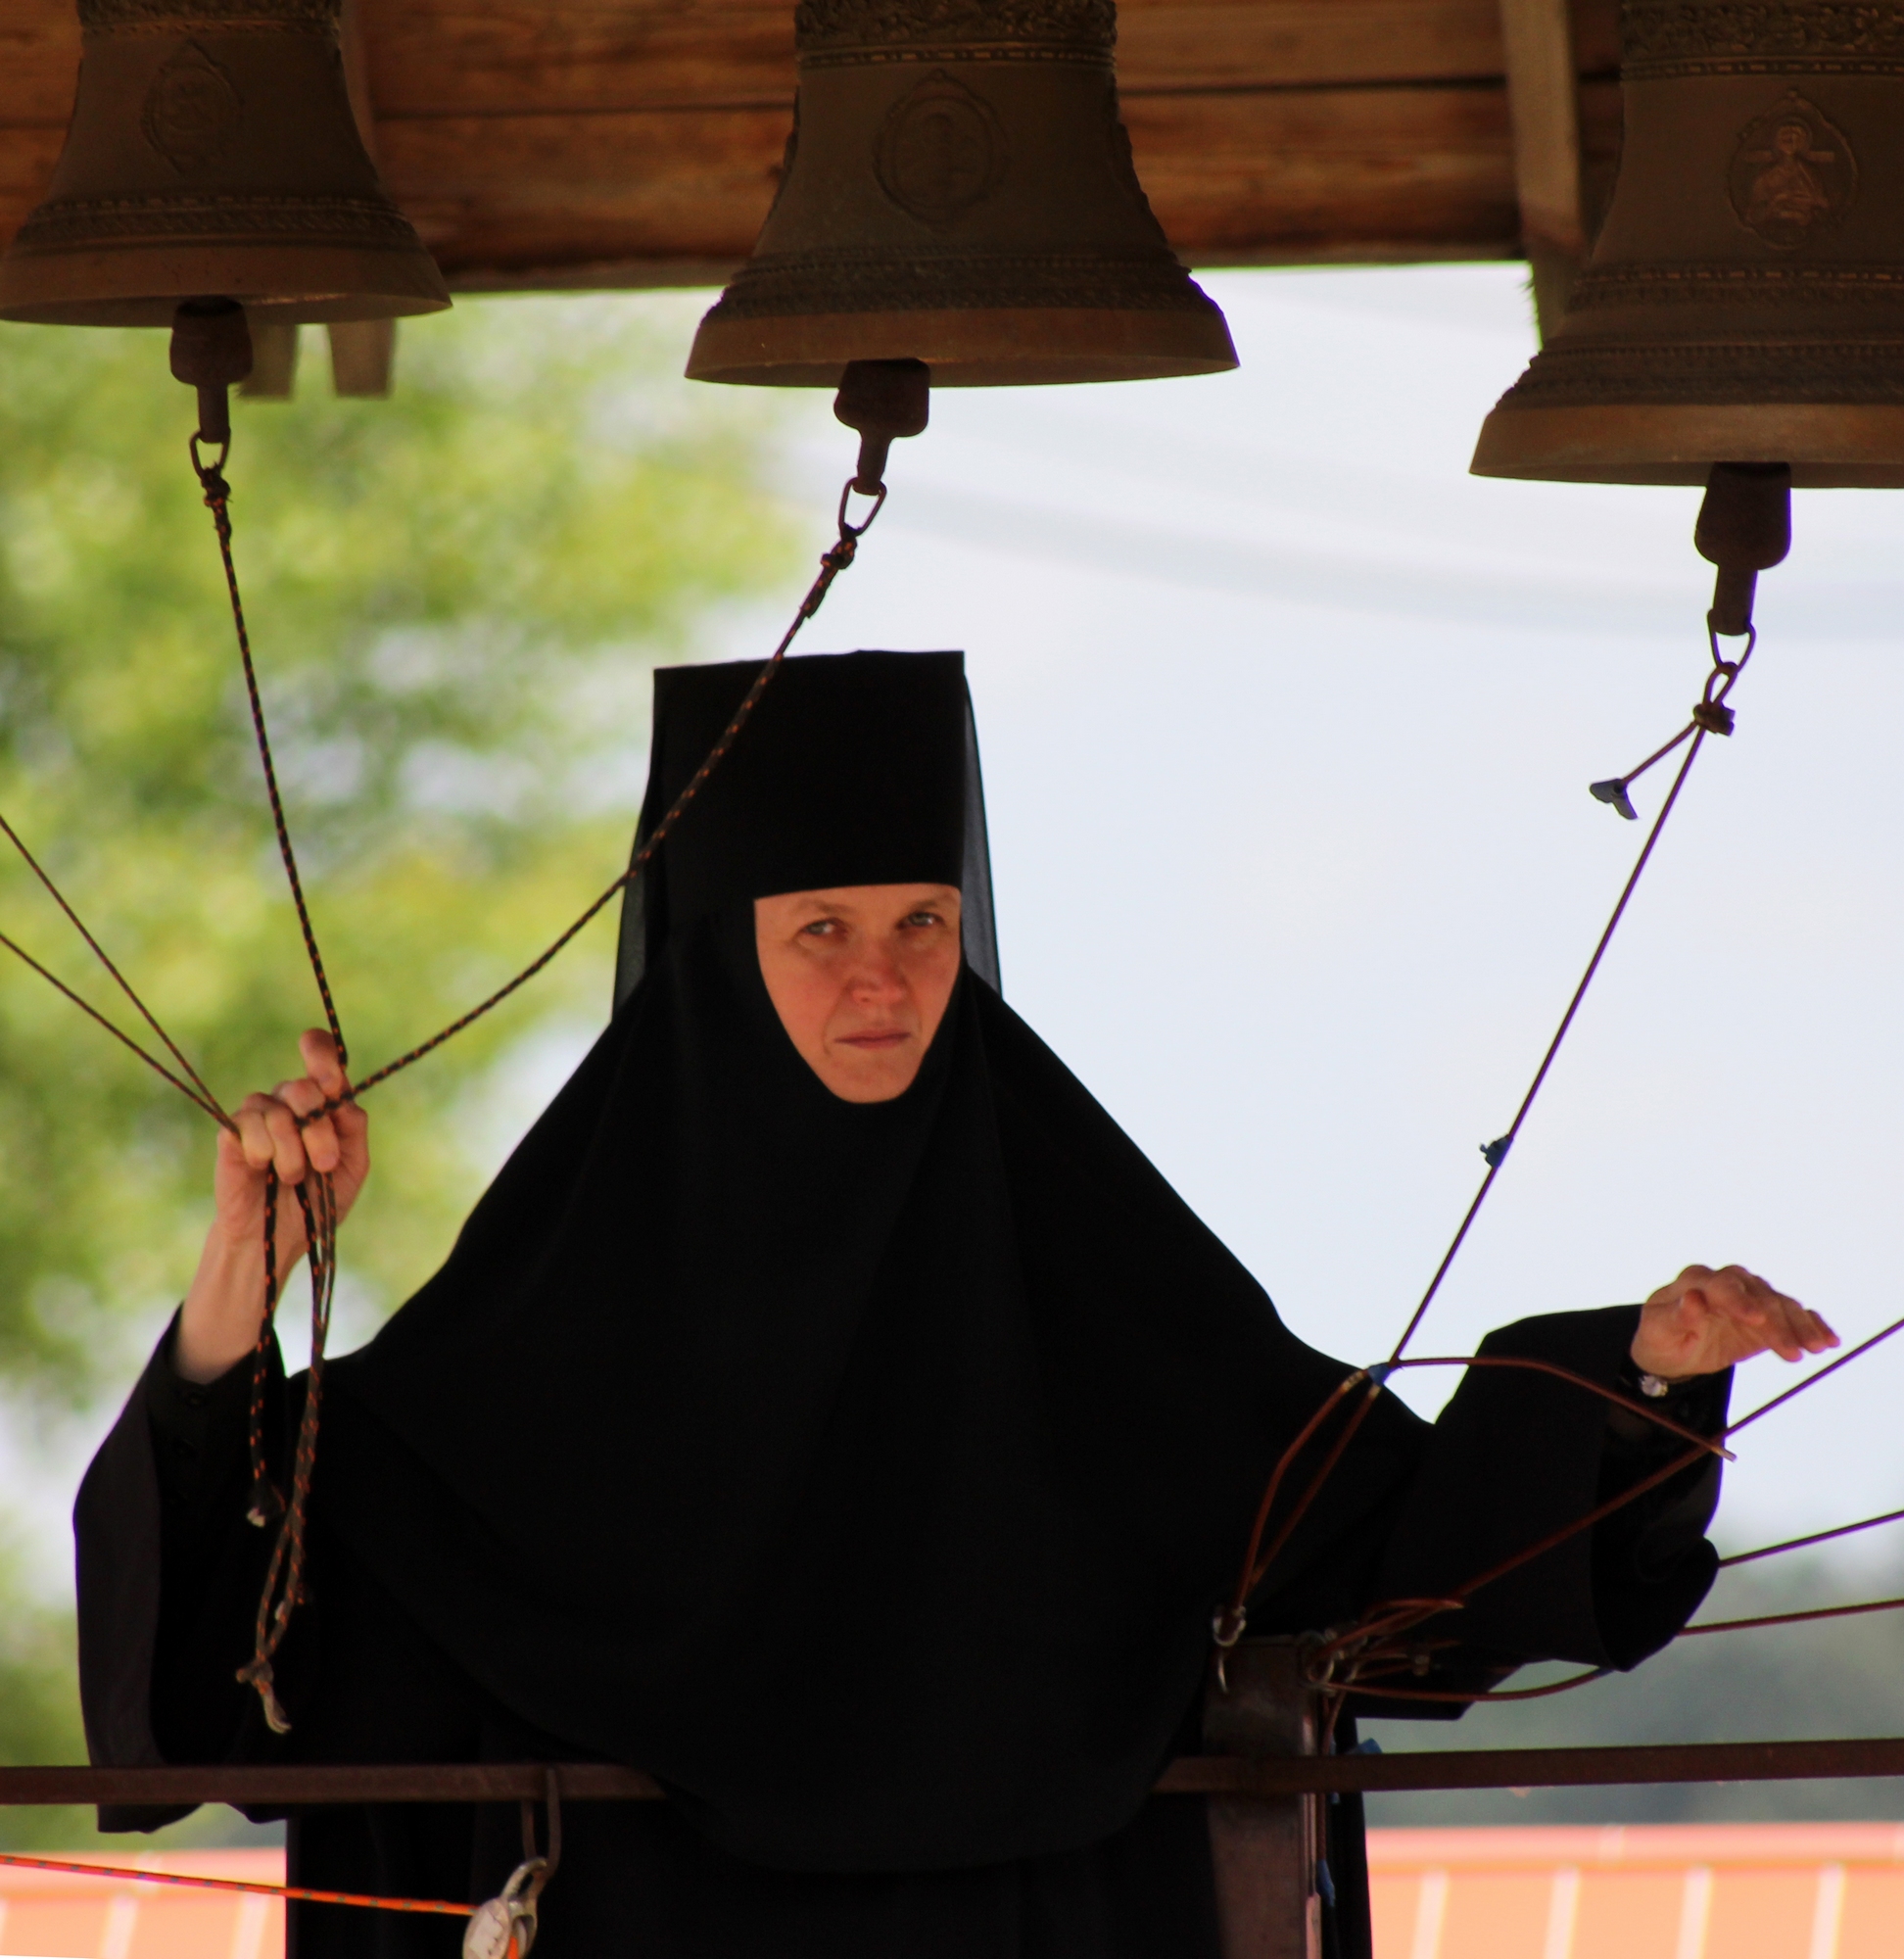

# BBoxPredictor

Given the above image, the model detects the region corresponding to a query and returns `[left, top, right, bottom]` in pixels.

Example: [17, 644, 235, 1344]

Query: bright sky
[8, 262, 1904, 1600]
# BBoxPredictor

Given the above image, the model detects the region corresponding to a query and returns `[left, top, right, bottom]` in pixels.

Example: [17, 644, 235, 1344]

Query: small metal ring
[189, 432, 229, 483]
[836, 478, 888, 539]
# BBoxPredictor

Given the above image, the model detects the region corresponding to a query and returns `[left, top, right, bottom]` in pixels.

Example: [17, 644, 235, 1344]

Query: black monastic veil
[76, 649, 1730, 1958]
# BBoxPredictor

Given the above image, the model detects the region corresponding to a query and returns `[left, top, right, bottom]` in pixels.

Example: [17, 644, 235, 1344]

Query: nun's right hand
[177, 1030, 370, 1383]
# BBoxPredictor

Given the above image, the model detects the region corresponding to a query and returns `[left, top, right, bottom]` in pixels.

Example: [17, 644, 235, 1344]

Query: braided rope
[192, 452, 348, 1069]
[0, 812, 225, 1120]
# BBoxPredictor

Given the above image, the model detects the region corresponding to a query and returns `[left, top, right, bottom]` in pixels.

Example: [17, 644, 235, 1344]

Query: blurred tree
[0, 296, 796, 1843]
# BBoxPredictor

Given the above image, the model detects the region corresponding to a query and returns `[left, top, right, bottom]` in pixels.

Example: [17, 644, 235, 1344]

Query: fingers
[230, 1030, 363, 1186]
[1645, 1264, 1716, 1310]
[1639, 1264, 1839, 1378]
[298, 1027, 350, 1102]
[1696, 1266, 1838, 1363]
[234, 1090, 310, 1184]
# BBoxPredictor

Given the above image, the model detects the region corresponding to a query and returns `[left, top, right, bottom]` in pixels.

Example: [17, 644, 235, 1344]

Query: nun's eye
[802, 918, 843, 938]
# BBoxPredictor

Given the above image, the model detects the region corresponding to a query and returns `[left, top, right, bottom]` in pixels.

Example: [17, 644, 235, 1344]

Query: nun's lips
[838, 1028, 912, 1050]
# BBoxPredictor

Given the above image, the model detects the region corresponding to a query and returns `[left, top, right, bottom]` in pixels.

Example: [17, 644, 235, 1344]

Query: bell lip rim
[0, 294, 452, 326]
[1470, 401, 1904, 487]
[685, 305, 1239, 387]
[0, 242, 452, 326]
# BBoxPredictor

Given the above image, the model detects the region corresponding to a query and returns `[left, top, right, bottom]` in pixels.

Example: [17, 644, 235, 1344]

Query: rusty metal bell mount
[1473, 0, 1904, 488]
[688, 0, 1236, 387]
[0, 0, 448, 328]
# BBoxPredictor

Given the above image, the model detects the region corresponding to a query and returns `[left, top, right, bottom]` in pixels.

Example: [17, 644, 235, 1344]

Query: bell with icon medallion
[1472, 0, 1904, 486]
[0, 0, 448, 327]
[686, 0, 1236, 387]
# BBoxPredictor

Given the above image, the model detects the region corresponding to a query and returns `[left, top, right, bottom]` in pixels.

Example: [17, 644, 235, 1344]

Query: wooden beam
[0, 0, 1546, 291]
[1496, 0, 1594, 330]
[1127, 84, 1517, 265]
[1119, 0, 1504, 94]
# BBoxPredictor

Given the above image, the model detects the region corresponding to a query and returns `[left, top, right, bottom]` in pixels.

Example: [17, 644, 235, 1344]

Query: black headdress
[614, 651, 1000, 1004]
[319, 649, 1365, 1871]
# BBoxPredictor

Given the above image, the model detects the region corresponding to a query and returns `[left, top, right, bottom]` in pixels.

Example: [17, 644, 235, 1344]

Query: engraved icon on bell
[140, 41, 242, 174]
[1731, 93, 1855, 252]
[875, 72, 1007, 229]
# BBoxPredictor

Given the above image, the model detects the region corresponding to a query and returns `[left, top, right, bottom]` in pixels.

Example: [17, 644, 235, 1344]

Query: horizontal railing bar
[1158, 1737, 1904, 1796]
[9, 1739, 1904, 1809]
[0, 1764, 665, 1806]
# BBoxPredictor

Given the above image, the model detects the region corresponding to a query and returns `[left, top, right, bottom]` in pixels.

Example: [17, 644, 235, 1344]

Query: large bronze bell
[1473, 0, 1904, 487]
[0, 0, 448, 328]
[687, 0, 1235, 387]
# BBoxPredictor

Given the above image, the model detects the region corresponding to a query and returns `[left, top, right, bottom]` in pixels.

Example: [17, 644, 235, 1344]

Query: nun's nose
[847, 947, 908, 1001]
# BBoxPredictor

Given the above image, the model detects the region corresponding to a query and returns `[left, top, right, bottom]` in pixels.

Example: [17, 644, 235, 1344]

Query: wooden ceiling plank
[361, 0, 1506, 117]
[1130, 84, 1517, 260]
[363, 2, 796, 117]
[378, 82, 1517, 284]
[1119, 0, 1503, 94]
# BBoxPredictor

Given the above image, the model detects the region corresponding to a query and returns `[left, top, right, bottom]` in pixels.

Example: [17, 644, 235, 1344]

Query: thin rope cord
[245, 1165, 284, 1529]
[1343, 1668, 1611, 1706]
[1385, 724, 1710, 1365]
[237, 1168, 335, 1731]
[1725, 1304, 1904, 1439]
[193, 454, 348, 1069]
[1720, 1504, 1904, 1568]
[1682, 1595, 1904, 1637]
[0, 812, 224, 1119]
[0, 928, 228, 1126]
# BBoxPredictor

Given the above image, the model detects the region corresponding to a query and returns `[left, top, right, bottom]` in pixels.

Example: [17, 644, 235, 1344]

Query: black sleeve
[1364, 1305, 1728, 1694]
[74, 1314, 287, 1828]
[144, 1315, 290, 1765]
[1240, 1306, 1728, 1702]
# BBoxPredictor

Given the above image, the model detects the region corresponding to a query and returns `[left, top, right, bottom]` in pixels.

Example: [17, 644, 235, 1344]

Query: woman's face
[754, 883, 963, 1103]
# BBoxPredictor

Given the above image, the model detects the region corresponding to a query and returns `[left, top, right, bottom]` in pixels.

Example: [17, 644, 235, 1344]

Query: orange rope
[0, 1850, 470, 1918]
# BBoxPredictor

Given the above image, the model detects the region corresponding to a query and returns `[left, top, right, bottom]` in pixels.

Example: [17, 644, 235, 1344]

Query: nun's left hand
[1632, 1264, 1838, 1381]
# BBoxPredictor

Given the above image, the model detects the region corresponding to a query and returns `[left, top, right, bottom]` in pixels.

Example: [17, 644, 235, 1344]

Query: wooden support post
[1499, 0, 1587, 338]
[329, 0, 399, 399]
[329, 317, 397, 398]
[240, 322, 300, 399]
[1204, 1641, 1326, 1959]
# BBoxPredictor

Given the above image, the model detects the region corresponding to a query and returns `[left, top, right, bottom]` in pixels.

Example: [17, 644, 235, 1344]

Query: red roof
[3, 1826, 1902, 1956]
[1370, 1824, 1904, 1959]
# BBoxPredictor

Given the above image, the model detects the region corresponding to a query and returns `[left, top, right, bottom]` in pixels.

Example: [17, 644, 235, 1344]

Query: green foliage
[0, 299, 795, 1398]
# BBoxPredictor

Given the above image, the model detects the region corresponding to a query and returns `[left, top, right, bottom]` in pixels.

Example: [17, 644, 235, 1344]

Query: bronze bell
[0, 0, 448, 327]
[1473, 0, 1904, 487]
[686, 0, 1235, 387]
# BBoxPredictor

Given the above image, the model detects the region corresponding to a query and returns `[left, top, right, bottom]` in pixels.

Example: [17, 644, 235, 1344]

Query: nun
[76, 650, 1832, 1958]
